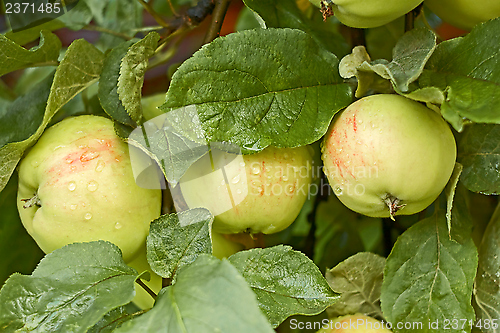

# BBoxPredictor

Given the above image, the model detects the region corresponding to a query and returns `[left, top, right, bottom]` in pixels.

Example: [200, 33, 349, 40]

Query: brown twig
[83, 24, 134, 40]
[405, 3, 423, 32]
[203, 0, 231, 44]
[349, 27, 366, 48]
[137, 0, 172, 28]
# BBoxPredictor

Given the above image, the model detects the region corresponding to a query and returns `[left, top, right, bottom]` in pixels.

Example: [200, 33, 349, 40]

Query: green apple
[310, 0, 423, 28]
[322, 94, 456, 219]
[126, 247, 163, 309]
[179, 146, 313, 234]
[318, 314, 392, 332]
[17, 115, 162, 262]
[212, 231, 244, 259]
[425, 0, 500, 30]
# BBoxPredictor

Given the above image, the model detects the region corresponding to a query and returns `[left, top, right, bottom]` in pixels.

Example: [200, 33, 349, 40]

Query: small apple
[126, 247, 163, 309]
[212, 231, 244, 259]
[309, 0, 423, 28]
[318, 314, 392, 332]
[322, 94, 456, 219]
[179, 146, 313, 234]
[425, 0, 500, 31]
[17, 115, 162, 262]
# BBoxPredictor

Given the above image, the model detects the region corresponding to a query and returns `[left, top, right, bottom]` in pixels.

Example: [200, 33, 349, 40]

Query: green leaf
[115, 255, 275, 333]
[325, 252, 385, 319]
[445, 165, 474, 244]
[98, 40, 137, 127]
[314, 195, 369, 270]
[381, 210, 478, 333]
[473, 203, 500, 331]
[127, 105, 211, 185]
[228, 245, 339, 328]
[0, 241, 137, 333]
[0, 172, 44, 285]
[4, 20, 66, 46]
[98, 0, 143, 49]
[118, 32, 160, 124]
[418, 18, 500, 131]
[0, 38, 104, 192]
[0, 30, 61, 77]
[457, 124, 500, 195]
[147, 209, 213, 279]
[353, 28, 437, 93]
[242, 0, 348, 57]
[87, 307, 133, 333]
[162, 28, 352, 151]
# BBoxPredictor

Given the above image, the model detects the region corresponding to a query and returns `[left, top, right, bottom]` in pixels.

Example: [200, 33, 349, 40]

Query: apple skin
[322, 94, 456, 218]
[318, 314, 392, 332]
[310, 0, 423, 28]
[425, 0, 500, 31]
[17, 115, 162, 262]
[212, 231, 244, 259]
[179, 146, 313, 234]
[126, 247, 163, 309]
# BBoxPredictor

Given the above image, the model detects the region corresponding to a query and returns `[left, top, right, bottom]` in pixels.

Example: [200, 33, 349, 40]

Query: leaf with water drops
[0, 241, 137, 333]
[228, 245, 339, 327]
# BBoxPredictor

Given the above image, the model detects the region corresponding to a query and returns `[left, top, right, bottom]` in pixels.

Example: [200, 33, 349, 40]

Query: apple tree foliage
[0, 0, 499, 332]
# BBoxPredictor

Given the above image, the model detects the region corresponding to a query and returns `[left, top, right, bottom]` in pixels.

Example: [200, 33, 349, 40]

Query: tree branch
[203, 0, 231, 44]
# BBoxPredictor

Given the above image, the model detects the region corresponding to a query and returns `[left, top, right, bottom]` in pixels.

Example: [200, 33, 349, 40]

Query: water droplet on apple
[87, 181, 98, 192]
[84, 213, 92, 220]
[115, 222, 122, 229]
[31, 160, 39, 167]
[236, 189, 242, 194]
[251, 166, 260, 175]
[358, 119, 363, 124]
[334, 186, 343, 195]
[282, 175, 289, 181]
[66, 158, 73, 164]
[220, 179, 226, 186]
[231, 175, 240, 184]
[70, 204, 77, 210]
[283, 153, 290, 160]
[68, 181, 77, 191]
[80, 151, 100, 162]
[95, 160, 105, 172]
[239, 162, 245, 167]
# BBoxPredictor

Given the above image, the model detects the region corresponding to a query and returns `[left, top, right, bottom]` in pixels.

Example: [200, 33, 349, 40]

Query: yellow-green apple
[318, 314, 392, 332]
[309, 0, 423, 28]
[322, 94, 456, 219]
[17, 115, 162, 262]
[425, 0, 500, 30]
[212, 231, 244, 258]
[126, 247, 162, 309]
[179, 146, 313, 234]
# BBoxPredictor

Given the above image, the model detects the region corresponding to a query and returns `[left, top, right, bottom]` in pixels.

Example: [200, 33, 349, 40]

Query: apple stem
[384, 195, 406, 221]
[21, 193, 41, 209]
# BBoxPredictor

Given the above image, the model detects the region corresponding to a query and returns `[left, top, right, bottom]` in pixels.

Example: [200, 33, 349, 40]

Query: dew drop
[115, 222, 122, 229]
[80, 151, 100, 162]
[282, 175, 289, 181]
[70, 204, 77, 210]
[95, 160, 105, 172]
[251, 166, 261, 175]
[236, 189, 242, 195]
[239, 162, 245, 167]
[84, 213, 92, 220]
[334, 186, 343, 195]
[283, 153, 290, 160]
[358, 119, 363, 124]
[68, 181, 77, 191]
[220, 179, 226, 186]
[231, 174, 241, 184]
[87, 181, 99, 192]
